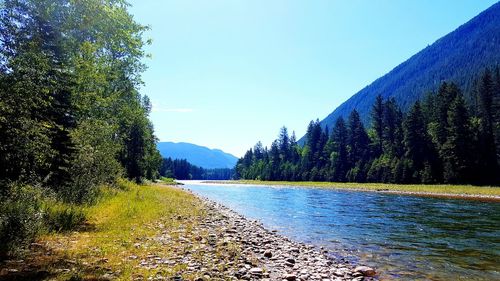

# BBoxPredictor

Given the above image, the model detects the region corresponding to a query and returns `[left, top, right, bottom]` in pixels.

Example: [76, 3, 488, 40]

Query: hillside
[311, 1, 500, 135]
[157, 142, 238, 169]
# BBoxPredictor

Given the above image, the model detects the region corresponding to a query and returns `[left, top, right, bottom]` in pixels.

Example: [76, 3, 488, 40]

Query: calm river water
[182, 181, 499, 280]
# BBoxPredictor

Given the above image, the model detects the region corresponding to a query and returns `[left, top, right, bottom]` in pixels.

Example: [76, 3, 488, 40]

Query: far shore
[201, 180, 500, 202]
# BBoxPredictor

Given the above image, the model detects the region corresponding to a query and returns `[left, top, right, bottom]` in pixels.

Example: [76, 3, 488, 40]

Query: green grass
[43, 201, 88, 232]
[1, 180, 247, 280]
[218, 180, 500, 197]
[31, 181, 206, 280]
[159, 177, 180, 185]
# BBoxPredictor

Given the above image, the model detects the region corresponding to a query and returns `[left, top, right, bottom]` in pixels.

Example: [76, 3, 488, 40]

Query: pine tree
[347, 110, 369, 182]
[371, 95, 384, 157]
[403, 102, 430, 183]
[330, 117, 349, 182]
[442, 95, 473, 183]
[474, 69, 498, 183]
[278, 126, 290, 162]
[432, 82, 460, 148]
[382, 98, 404, 157]
[494, 67, 500, 167]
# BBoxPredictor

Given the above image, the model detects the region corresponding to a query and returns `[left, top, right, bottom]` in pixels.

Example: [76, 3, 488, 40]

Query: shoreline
[178, 186, 377, 280]
[202, 180, 500, 202]
[0, 183, 376, 280]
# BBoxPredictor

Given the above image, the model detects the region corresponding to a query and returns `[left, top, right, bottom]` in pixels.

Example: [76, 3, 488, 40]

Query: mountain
[305, 2, 500, 140]
[157, 142, 238, 169]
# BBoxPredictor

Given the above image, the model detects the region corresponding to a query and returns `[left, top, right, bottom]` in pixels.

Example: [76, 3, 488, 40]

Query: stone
[264, 250, 273, 258]
[354, 265, 376, 277]
[284, 273, 297, 281]
[249, 267, 263, 275]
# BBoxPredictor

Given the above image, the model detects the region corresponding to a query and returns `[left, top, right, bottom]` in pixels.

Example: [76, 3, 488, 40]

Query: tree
[494, 67, 500, 167]
[278, 126, 290, 162]
[473, 69, 498, 183]
[371, 95, 384, 157]
[330, 118, 349, 182]
[0, 0, 159, 196]
[442, 95, 473, 183]
[431, 83, 460, 148]
[382, 98, 404, 157]
[403, 102, 432, 183]
[346, 110, 369, 182]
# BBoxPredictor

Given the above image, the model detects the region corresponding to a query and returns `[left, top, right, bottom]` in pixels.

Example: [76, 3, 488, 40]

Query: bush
[62, 120, 123, 204]
[0, 184, 44, 259]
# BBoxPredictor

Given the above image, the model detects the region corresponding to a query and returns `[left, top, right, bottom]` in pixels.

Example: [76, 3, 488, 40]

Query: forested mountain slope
[313, 2, 500, 135]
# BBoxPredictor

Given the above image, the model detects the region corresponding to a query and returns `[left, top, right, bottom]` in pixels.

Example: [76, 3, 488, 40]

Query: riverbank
[205, 180, 500, 201]
[0, 183, 376, 280]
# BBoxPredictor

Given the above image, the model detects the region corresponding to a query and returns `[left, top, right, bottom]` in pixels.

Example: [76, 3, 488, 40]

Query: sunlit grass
[219, 180, 500, 197]
[41, 181, 205, 280]
[159, 177, 179, 185]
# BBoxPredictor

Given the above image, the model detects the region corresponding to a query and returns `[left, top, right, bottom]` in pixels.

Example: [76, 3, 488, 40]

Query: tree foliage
[0, 0, 161, 199]
[0, 0, 162, 256]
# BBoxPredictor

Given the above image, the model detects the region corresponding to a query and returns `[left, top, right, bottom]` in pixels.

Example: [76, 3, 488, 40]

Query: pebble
[128, 193, 378, 280]
[354, 265, 376, 277]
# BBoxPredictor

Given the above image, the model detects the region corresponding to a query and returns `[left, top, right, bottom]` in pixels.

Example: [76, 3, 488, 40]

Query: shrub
[0, 184, 44, 259]
[62, 120, 123, 204]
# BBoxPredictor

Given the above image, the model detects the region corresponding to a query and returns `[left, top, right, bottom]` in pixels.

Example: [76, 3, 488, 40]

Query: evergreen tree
[403, 102, 431, 183]
[442, 95, 473, 183]
[269, 140, 280, 180]
[253, 141, 264, 160]
[346, 110, 369, 182]
[474, 69, 498, 183]
[371, 95, 384, 157]
[431, 82, 460, 148]
[494, 67, 500, 166]
[330, 117, 349, 182]
[382, 98, 404, 157]
[278, 126, 290, 162]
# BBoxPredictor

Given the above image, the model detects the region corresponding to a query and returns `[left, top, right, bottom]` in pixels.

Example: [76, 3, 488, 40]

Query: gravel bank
[175, 187, 377, 281]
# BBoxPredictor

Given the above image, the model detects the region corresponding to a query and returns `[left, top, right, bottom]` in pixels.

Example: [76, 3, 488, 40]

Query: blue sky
[128, 0, 497, 157]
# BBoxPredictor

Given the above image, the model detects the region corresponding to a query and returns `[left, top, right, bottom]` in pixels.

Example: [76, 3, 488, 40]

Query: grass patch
[1, 182, 207, 280]
[159, 177, 180, 185]
[43, 201, 87, 233]
[217, 180, 500, 197]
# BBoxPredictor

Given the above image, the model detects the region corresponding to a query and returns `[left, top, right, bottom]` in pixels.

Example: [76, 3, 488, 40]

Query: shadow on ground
[0, 224, 109, 281]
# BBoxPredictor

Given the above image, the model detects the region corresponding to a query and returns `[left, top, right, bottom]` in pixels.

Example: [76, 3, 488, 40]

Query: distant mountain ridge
[302, 2, 500, 141]
[157, 142, 238, 169]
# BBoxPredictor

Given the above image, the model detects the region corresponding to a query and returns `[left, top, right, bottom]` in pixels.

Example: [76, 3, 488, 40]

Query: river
[181, 181, 499, 280]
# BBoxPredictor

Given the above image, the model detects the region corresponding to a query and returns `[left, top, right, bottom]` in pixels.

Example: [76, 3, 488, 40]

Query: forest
[317, 2, 500, 128]
[0, 0, 161, 257]
[160, 158, 234, 180]
[237, 69, 500, 185]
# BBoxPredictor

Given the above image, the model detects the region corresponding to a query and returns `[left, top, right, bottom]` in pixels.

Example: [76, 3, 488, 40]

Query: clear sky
[128, 0, 497, 157]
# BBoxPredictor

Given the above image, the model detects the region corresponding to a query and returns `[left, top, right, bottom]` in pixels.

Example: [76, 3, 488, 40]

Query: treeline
[0, 0, 161, 256]
[237, 69, 500, 185]
[160, 158, 235, 180]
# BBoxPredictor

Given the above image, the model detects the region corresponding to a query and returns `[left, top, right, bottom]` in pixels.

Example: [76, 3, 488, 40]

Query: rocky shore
[168, 187, 377, 281]
[0, 184, 377, 280]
